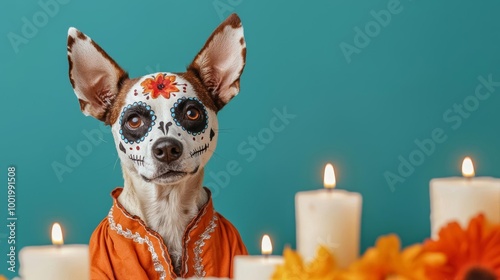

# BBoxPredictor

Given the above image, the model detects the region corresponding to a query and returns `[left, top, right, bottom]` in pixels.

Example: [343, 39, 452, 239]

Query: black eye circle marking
[170, 97, 208, 136]
[119, 102, 156, 144]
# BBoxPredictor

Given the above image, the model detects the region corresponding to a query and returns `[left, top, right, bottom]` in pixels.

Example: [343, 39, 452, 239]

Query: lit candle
[233, 234, 284, 280]
[261, 234, 272, 256]
[295, 163, 362, 268]
[430, 157, 500, 238]
[19, 223, 89, 280]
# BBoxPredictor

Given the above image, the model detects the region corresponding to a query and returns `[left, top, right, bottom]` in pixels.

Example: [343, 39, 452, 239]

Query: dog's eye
[171, 97, 208, 135]
[127, 115, 142, 129]
[119, 102, 155, 144]
[186, 108, 201, 121]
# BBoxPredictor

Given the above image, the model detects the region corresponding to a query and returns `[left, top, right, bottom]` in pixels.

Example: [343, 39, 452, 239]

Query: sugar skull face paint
[140, 73, 187, 99]
[119, 101, 156, 144]
[111, 72, 218, 184]
[171, 97, 209, 136]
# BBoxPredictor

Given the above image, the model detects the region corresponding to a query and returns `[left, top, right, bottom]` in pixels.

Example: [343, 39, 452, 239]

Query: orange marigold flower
[423, 213, 500, 280]
[140, 73, 179, 99]
[343, 234, 446, 280]
[272, 245, 342, 280]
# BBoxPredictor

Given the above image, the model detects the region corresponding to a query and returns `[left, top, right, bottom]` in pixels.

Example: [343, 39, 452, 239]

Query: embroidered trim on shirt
[183, 205, 208, 276]
[113, 205, 173, 279]
[193, 214, 219, 278]
[108, 207, 167, 280]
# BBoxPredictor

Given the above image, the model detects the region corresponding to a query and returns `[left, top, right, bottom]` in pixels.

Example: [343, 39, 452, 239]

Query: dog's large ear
[67, 27, 128, 122]
[188, 14, 246, 111]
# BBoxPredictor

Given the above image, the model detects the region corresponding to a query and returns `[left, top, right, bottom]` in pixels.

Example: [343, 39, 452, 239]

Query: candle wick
[264, 254, 270, 259]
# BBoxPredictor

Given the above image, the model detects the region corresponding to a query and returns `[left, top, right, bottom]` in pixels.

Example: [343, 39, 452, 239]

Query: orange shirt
[89, 188, 248, 280]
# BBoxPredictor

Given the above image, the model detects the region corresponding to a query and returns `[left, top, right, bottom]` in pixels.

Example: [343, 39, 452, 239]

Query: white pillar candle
[295, 163, 362, 268]
[19, 223, 89, 280]
[430, 157, 500, 238]
[234, 235, 284, 280]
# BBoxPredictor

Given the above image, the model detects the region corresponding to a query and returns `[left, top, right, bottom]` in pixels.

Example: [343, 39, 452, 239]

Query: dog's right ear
[67, 27, 128, 122]
[188, 14, 246, 111]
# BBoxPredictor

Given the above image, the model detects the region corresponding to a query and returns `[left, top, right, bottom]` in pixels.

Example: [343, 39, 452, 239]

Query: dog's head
[67, 14, 246, 184]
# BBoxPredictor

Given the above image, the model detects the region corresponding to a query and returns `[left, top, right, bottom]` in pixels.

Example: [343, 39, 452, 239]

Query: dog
[66, 14, 248, 279]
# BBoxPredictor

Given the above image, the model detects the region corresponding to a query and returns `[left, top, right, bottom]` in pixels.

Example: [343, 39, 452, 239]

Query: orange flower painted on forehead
[140, 73, 181, 99]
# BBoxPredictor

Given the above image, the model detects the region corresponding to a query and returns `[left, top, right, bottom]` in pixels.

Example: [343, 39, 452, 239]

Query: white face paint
[111, 72, 218, 184]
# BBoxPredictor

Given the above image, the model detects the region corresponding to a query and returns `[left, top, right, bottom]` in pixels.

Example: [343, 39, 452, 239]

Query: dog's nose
[152, 138, 183, 163]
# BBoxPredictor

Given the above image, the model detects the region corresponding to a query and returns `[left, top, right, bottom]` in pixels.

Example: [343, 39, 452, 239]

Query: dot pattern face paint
[119, 102, 156, 144]
[170, 97, 208, 136]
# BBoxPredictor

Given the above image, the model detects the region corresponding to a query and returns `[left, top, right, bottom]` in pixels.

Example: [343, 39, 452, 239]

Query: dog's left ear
[188, 14, 246, 111]
[67, 27, 128, 123]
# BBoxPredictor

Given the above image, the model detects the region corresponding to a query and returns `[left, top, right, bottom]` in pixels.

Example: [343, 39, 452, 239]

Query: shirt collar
[110, 187, 216, 241]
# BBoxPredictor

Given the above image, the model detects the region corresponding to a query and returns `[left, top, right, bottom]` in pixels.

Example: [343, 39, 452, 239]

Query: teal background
[2, 0, 500, 277]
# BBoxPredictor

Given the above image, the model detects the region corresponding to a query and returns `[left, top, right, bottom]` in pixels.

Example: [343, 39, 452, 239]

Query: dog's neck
[117, 167, 209, 274]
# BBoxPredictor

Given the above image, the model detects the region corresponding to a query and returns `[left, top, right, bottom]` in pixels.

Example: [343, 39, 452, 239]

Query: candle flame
[51, 223, 64, 246]
[261, 234, 272, 255]
[324, 163, 336, 189]
[461, 157, 475, 178]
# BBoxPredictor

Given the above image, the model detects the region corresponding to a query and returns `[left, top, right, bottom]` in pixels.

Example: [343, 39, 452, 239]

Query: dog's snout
[152, 138, 183, 163]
